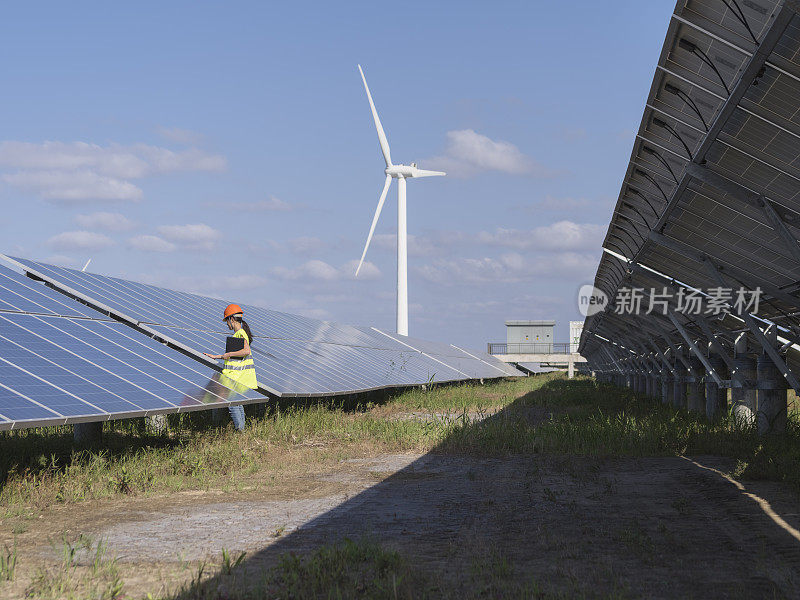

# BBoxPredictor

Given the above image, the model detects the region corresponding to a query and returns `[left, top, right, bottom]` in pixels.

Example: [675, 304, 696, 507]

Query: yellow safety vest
[221, 328, 258, 393]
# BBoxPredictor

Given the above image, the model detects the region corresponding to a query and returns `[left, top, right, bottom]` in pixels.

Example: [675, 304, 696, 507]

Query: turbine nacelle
[386, 164, 446, 178]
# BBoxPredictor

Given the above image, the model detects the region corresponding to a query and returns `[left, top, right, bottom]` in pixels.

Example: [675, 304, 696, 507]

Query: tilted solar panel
[581, 0, 800, 378]
[0, 264, 99, 319]
[0, 314, 264, 431]
[6, 256, 522, 395]
[147, 324, 475, 396]
[364, 327, 515, 379]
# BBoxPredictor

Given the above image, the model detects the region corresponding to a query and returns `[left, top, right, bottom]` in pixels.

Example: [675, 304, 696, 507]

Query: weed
[271, 524, 286, 538]
[220, 547, 245, 575]
[0, 537, 17, 581]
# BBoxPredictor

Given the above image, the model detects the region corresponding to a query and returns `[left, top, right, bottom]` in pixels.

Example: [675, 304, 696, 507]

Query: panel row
[0, 313, 263, 430]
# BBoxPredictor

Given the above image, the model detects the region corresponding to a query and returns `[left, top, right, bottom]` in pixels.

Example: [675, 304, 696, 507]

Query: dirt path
[4, 450, 800, 598]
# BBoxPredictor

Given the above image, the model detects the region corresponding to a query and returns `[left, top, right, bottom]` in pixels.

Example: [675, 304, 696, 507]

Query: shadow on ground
[165, 378, 800, 599]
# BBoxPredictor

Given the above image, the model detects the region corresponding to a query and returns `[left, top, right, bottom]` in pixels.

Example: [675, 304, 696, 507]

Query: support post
[687, 356, 705, 413]
[732, 333, 757, 426]
[147, 414, 168, 435]
[672, 350, 687, 409]
[661, 359, 671, 405]
[705, 343, 728, 422]
[757, 327, 788, 435]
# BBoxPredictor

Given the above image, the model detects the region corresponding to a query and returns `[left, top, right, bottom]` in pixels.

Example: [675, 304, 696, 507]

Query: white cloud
[74, 211, 137, 231]
[270, 259, 381, 282]
[0, 141, 226, 178]
[372, 222, 603, 255]
[278, 298, 332, 321]
[128, 235, 176, 253]
[134, 272, 265, 295]
[342, 259, 381, 280]
[218, 275, 268, 290]
[426, 129, 554, 177]
[287, 236, 326, 255]
[48, 230, 115, 251]
[43, 254, 83, 269]
[272, 259, 340, 282]
[475, 221, 605, 251]
[417, 251, 598, 286]
[157, 223, 221, 250]
[0, 141, 226, 202]
[3, 170, 142, 201]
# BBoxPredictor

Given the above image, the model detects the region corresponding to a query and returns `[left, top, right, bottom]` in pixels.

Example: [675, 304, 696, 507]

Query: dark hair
[234, 317, 254, 347]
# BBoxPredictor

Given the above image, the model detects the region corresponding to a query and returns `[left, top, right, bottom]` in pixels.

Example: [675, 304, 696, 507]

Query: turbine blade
[412, 169, 446, 178]
[358, 65, 392, 167]
[356, 174, 393, 277]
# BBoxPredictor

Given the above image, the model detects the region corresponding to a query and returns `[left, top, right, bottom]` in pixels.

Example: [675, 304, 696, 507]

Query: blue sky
[0, 1, 674, 349]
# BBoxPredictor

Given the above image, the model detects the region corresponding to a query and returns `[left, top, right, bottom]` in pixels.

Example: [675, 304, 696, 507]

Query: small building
[569, 321, 583, 354]
[505, 320, 554, 346]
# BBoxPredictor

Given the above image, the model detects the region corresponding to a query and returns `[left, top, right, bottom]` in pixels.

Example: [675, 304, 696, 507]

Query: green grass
[25, 535, 123, 600]
[167, 538, 560, 600]
[0, 377, 551, 514]
[0, 537, 17, 581]
[163, 538, 423, 599]
[3, 373, 800, 513]
[6, 373, 800, 598]
[439, 377, 800, 491]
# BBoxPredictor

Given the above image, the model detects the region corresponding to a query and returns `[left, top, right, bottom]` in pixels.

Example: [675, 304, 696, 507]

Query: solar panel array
[1, 256, 519, 419]
[580, 0, 800, 397]
[0, 263, 264, 431]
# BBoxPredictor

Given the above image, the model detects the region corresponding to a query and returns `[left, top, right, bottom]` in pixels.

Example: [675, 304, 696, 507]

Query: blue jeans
[229, 405, 246, 430]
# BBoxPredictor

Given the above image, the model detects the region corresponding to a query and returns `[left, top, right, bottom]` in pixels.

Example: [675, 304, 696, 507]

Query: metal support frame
[693, 314, 736, 372]
[601, 345, 624, 375]
[648, 231, 800, 311]
[590, 4, 800, 383]
[660, 334, 693, 372]
[647, 337, 674, 374]
[636, 345, 662, 375]
[668, 312, 723, 385]
[700, 259, 800, 394]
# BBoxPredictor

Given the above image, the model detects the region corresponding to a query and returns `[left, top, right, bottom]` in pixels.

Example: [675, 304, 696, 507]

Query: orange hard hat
[223, 303, 243, 320]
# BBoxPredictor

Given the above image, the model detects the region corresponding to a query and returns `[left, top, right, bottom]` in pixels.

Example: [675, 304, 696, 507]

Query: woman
[203, 303, 258, 430]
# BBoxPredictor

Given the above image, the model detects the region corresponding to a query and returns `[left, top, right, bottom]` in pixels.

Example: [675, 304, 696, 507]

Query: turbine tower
[354, 64, 445, 336]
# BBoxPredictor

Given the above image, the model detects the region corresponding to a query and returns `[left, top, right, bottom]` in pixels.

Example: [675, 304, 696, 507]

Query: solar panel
[0, 264, 99, 319]
[364, 327, 515, 379]
[0, 314, 264, 431]
[2, 257, 522, 404]
[582, 0, 800, 379]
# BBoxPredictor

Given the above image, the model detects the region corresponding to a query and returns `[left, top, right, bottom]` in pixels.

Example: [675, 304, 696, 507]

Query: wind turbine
[354, 64, 445, 337]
